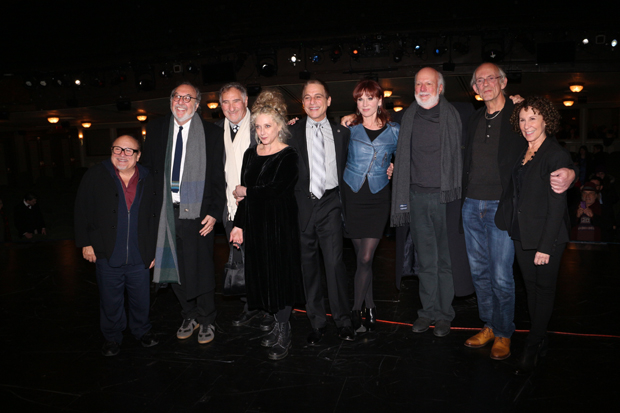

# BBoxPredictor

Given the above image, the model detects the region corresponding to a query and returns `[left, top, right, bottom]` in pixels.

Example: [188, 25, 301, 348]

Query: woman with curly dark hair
[502, 96, 572, 374]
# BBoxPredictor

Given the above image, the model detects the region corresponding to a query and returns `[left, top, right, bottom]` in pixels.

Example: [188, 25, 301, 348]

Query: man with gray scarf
[141, 82, 225, 345]
[391, 67, 462, 338]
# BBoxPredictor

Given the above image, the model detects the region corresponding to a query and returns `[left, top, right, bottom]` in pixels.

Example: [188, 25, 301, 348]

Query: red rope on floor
[291, 308, 620, 339]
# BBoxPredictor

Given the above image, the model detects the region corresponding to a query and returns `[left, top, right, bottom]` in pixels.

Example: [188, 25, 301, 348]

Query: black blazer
[141, 113, 226, 222]
[462, 99, 525, 230]
[74, 161, 157, 266]
[288, 117, 350, 232]
[502, 137, 572, 254]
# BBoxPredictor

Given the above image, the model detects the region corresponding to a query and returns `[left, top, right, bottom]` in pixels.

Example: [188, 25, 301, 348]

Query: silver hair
[171, 82, 202, 104]
[470, 63, 507, 87]
[219, 82, 248, 104]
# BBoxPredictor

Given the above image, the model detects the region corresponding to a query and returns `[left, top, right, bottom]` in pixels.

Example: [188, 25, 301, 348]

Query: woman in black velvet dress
[230, 90, 304, 361]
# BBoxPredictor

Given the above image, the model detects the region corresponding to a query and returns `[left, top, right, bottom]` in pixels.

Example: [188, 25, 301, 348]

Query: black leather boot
[268, 322, 291, 360]
[352, 310, 363, 331]
[364, 307, 377, 331]
[261, 319, 280, 348]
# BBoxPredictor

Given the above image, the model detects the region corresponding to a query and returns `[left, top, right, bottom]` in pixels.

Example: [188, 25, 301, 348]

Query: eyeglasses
[112, 146, 139, 156]
[475, 75, 503, 86]
[171, 94, 198, 103]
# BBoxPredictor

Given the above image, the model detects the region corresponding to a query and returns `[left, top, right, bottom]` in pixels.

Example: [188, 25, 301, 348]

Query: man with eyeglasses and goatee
[75, 135, 159, 356]
[141, 82, 225, 346]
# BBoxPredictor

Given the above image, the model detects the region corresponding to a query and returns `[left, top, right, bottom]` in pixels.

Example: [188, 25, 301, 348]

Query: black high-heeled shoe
[515, 337, 547, 375]
[351, 310, 363, 331]
[363, 307, 377, 331]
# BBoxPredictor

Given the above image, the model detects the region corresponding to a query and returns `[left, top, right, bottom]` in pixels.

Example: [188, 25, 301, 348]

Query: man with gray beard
[390, 67, 462, 338]
[141, 82, 225, 345]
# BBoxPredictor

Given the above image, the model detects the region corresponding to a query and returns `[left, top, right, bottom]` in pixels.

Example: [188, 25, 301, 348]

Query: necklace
[485, 108, 502, 120]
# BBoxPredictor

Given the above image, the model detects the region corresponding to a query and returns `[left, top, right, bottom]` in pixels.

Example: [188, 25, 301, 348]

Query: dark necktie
[171, 126, 183, 193]
[231, 124, 239, 141]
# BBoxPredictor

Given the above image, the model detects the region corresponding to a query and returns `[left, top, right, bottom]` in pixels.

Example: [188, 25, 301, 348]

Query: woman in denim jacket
[343, 79, 399, 332]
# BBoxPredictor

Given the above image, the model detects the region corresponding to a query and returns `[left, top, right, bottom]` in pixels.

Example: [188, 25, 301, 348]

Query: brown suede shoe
[464, 327, 495, 348]
[490, 337, 511, 360]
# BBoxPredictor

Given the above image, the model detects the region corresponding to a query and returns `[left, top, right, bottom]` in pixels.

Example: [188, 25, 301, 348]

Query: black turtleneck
[410, 102, 441, 192]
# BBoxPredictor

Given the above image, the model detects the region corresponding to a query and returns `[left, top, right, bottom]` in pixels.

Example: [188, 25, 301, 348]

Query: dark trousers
[96, 258, 151, 343]
[409, 191, 455, 322]
[514, 240, 566, 345]
[171, 208, 217, 326]
[301, 190, 351, 329]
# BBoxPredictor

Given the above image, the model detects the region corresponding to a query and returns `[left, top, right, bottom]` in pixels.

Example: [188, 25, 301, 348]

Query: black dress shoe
[232, 309, 261, 327]
[307, 327, 326, 345]
[140, 331, 159, 348]
[338, 326, 355, 342]
[102, 341, 120, 357]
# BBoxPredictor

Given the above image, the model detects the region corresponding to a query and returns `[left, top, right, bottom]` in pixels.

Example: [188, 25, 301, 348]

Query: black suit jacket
[288, 117, 350, 232]
[502, 137, 572, 254]
[141, 113, 226, 223]
[462, 99, 525, 230]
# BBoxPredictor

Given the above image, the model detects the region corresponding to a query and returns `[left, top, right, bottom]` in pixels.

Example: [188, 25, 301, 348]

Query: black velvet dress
[234, 146, 305, 313]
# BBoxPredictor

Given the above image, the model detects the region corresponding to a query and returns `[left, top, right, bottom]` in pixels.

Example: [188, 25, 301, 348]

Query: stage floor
[1, 237, 618, 412]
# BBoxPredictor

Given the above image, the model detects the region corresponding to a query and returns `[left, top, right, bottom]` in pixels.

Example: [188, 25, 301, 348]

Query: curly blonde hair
[251, 89, 290, 143]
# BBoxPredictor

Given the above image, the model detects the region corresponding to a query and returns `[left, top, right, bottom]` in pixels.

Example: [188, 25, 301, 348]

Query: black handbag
[223, 248, 246, 296]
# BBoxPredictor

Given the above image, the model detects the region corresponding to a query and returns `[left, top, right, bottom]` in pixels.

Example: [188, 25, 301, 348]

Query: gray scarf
[390, 96, 462, 227]
[153, 112, 207, 283]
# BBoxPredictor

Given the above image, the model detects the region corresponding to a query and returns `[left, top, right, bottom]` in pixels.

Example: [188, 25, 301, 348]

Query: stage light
[329, 46, 342, 62]
[563, 100, 575, 107]
[309, 52, 323, 64]
[74, 79, 81, 86]
[384, 89, 393, 98]
[569, 83, 584, 93]
[612, 39, 618, 48]
[81, 122, 92, 128]
[414, 44, 424, 57]
[206, 102, 219, 110]
[39, 80, 47, 87]
[350, 46, 360, 60]
[393, 49, 403, 63]
[434, 46, 447, 56]
[582, 38, 589, 45]
[47, 117, 60, 124]
[257, 49, 278, 77]
[160, 68, 172, 78]
[186, 63, 199, 74]
[289, 54, 299, 66]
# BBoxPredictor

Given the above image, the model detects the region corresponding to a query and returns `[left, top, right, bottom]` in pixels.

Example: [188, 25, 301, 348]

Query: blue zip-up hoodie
[343, 123, 399, 194]
[103, 160, 147, 267]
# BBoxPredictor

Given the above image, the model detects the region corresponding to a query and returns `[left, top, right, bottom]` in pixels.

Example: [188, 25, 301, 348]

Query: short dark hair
[302, 79, 330, 99]
[24, 192, 37, 201]
[510, 96, 561, 136]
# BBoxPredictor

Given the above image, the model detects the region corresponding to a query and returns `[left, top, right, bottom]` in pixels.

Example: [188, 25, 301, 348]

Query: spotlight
[160, 68, 172, 78]
[309, 52, 323, 64]
[39, 80, 47, 87]
[434, 46, 447, 56]
[257, 49, 278, 77]
[111, 71, 127, 86]
[393, 49, 403, 63]
[329, 46, 342, 62]
[25, 79, 34, 87]
[74, 79, 82, 86]
[350, 46, 361, 60]
[582, 38, 589, 45]
[186, 63, 199, 74]
[612, 39, 618, 48]
[413, 44, 424, 57]
[289, 54, 299, 66]
[482, 42, 504, 62]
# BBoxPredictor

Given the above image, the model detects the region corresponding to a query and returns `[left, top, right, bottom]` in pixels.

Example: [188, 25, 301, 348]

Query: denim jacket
[343, 123, 399, 194]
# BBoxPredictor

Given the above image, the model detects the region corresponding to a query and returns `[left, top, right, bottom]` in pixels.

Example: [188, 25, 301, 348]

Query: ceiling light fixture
[563, 100, 575, 107]
[206, 102, 219, 110]
[475, 94, 483, 101]
[81, 122, 92, 128]
[136, 115, 148, 122]
[569, 83, 584, 93]
[393, 106, 403, 112]
[47, 117, 60, 124]
[384, 89, 393, 98]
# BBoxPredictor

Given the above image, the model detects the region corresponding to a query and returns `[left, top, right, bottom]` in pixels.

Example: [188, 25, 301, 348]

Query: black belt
[310, 187, 337, 200]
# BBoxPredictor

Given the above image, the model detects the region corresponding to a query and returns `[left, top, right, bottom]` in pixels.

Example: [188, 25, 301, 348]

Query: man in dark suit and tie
[141, 82, 225, 345]
[289, 79, 355, 344]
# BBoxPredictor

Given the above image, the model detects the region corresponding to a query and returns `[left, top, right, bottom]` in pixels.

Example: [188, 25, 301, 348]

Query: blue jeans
[462, 198, 515, 338]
